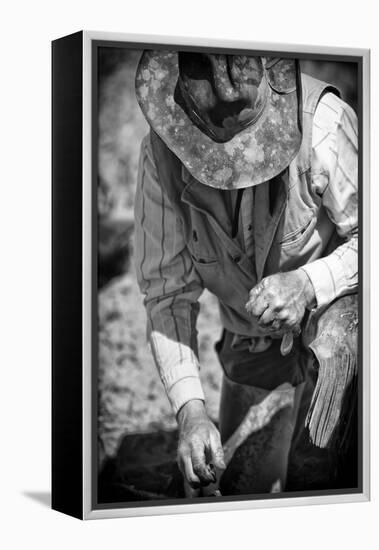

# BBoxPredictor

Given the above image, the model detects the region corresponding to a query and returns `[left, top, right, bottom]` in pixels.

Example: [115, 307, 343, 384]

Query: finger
[178, 445, 201, 487]
[246, 281, 266, 311]
[209, 431, 226, 470]
[269, 310, 298, 334]
[270, 309, 293, 331]
[191, 442, 215, 485]
[181, 455, 201, 487]
[248, 281, 265, 301]
[278, 312, 298, 331]
[247, 293, 270, 318]
[259, 307, 277, 326]
[271, 318, 283, 331]
[192, 459, 214, 485]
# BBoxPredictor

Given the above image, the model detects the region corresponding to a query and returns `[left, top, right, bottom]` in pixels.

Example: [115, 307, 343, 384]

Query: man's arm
[134, 133, 205, 414]
[246, 93, 358, 332]
[301, 92, 358, 308]
[134, 133, 225, 486]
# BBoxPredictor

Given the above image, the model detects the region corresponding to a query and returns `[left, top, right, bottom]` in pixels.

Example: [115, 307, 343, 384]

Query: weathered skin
[135, 51, 302, 190]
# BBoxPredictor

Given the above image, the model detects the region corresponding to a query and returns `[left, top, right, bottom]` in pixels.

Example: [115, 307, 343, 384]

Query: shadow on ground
[98, 430, 183, 502]
[23, 491, 51, 508]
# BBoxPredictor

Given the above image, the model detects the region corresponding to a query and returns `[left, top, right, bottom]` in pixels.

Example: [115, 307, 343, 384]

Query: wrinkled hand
[245, 269, 315, 335]
[177, 400, 226, 488]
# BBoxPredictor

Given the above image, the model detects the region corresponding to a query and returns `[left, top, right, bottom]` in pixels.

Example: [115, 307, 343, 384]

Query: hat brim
[136, 51, 302, 190]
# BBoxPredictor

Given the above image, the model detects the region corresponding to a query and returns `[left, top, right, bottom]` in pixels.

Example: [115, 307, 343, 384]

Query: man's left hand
[245, 269, 316, 335]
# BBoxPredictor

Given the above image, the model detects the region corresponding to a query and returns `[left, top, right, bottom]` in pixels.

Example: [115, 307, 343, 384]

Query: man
[134, 51, 358, 494]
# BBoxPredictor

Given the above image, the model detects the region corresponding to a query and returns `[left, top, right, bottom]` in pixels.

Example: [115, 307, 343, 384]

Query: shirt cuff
[149, 331, 205, 415]
[300, 255, 345, 309]
[168, 376, 205, 416]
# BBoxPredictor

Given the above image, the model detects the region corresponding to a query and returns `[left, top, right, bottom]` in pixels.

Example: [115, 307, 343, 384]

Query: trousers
[215, 294, 358, 494]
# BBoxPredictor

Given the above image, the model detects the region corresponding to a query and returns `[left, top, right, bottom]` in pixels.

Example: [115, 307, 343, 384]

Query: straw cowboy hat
[135, 51, 302, 190]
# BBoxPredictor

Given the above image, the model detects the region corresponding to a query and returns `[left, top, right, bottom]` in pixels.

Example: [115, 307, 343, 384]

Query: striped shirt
[134, 92, 358, 415]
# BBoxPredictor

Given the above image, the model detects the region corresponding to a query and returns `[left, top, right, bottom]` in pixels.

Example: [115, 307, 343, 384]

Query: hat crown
[176, 53, 269, 143]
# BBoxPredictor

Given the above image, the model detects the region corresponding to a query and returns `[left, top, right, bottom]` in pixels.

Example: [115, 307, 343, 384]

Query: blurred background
[97, 47, 358, 502]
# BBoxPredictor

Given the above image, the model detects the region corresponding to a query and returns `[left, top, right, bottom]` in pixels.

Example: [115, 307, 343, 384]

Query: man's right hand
[177, 399, 226, 488]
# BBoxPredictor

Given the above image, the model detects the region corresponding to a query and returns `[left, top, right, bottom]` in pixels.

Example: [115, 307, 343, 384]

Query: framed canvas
[52, 31, 370, 520]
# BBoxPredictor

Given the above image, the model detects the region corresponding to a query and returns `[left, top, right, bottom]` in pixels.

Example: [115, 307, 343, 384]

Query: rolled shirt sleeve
[134, 133, 205, 415]
[301, 93, 358, 308]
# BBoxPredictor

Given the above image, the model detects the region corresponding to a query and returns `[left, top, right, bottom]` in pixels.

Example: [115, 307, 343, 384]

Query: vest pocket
[191, 256, 220, 290]
[276, 215, 316, 249]
[191, 255, 219, 267]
